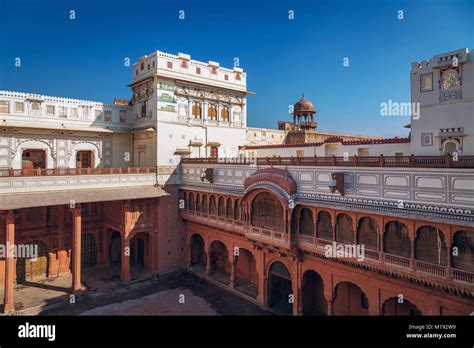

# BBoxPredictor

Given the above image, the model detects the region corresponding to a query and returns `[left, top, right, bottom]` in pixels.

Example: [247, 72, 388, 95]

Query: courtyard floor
[40, 271, 269, 316]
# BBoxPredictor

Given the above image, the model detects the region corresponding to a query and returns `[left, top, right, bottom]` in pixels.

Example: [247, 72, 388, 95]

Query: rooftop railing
[181, 155, 474, 168]
[0, 167, 176, 177]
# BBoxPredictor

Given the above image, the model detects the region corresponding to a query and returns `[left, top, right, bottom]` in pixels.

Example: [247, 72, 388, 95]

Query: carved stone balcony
[294, 234, 473, 295]
[181, 210, 245, 236]
[182, 208, 473, 294]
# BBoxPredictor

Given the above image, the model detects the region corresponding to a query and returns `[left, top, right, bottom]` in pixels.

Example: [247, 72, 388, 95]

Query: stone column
[297, 288, 304, 315]
[409, 222, 416, 271]
[205, 247, 212, 275]
[325, 296, 333, 316]
[203, 101, 208, 122]
[446, 229, 453, 280]
[3, 211, 15, 313]
[187, 239, 193, 267]
[71, 205, 83, 293]
[121, 233, 131, 282]
[57, 205, 69, 274]
[121, 201, 131, 282]
[217, 103, 222, 123]
[229, 256, 236, 288]
[187, 99, 192, 122]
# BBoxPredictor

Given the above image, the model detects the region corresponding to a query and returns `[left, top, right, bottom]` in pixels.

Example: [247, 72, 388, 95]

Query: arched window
[336, 214, 354, 244]
[196, 193, 201, 212]
[209, 196, 217, 215]
[208, 104, 217, 120]
[415, 226, 447, 265]
[357, 217, 378, 251]
[221, 106, 230, 122]
[443, 140, 459, 156]
[192, 102, 201, 119]
[384, 221, 410, 258]
[234, 199, 243, 221]
[226, 198, 233, 219]
[299, 208, 314, 236]
[202, 195, 208, 214]
[218, 197, 225, 217]
[452, 230, 474, 272]
[188, 192, 195, 210]
[251, 192, 283, 231]
[316, 211, 333, 240]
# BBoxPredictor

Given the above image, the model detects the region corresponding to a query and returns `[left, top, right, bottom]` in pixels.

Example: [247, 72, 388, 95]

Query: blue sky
[1, 0, 473, 137]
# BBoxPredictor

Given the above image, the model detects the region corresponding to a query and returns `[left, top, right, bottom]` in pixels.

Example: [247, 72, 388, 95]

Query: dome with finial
[294, 93, 315, 114]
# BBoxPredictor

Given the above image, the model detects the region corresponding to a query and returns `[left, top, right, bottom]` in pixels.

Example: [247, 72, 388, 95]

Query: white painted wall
[248, 142, 411, 158]
[410, 48, 474, 156]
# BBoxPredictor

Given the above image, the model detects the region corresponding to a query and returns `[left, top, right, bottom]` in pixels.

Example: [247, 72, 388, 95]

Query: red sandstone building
[0, 48, 473, 316]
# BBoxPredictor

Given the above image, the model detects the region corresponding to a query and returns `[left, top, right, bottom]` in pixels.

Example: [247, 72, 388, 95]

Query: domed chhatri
[294, 94, 315, 114]
[293, 94, 317, 130]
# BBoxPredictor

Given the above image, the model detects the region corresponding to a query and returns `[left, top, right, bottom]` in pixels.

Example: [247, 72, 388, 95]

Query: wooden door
[76, 151, 93, 168]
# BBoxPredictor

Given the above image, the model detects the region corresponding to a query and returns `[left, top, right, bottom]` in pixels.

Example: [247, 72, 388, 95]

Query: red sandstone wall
[155, 185, 187, 273]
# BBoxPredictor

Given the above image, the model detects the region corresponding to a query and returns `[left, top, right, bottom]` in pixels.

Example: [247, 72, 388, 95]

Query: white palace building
[0, 48, 472, 315]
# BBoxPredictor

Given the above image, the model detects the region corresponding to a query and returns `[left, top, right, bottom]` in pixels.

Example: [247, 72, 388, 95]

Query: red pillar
[3, 211, 15, 313]
[121, 233, 131, 282]
[229, 256, 236, 288]
[120, 201, 131, 282]
[205, 247, 212, 275]
[71, 205, 83, 293]
[57, 205, 69, 274]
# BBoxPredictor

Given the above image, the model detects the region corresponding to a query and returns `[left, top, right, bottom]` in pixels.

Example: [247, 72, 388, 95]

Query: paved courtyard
[41, 271, 269, 316]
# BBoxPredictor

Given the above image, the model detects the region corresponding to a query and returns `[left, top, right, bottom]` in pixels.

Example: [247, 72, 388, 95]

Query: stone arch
[195, 193, 201, 212]
[415, 225, 447, 265]
[234, 199, 243, 221]
[218, 196, 225, 217]
[302, 269, 327, 315]
[452, 230, 474, 272]
[13, 139, 55, 160]
[190, 233, 205, 266]
[188, 192, 195, 211]
[70, 141, 101, 165]
[333, 281, 369, 315]
[235, 247, 259, 298]
[298, 207, 314, 237]
[226, 197, 233, 219]
[382, 297, 422, 316]
[182, 191, 188, 208]
[336, 213, 354, 244]
[316, 210, 333, 240]
[209, 240, 230, 278]
[384, 221, 411, 258]
[267, 260, 293, 315]
[14, 139, 55, 168]
[209, 196, 217, 215]
[442, 139, 460, 156]
[251, 191, 284, 231]
[202, 194, 208, 214]
[357, 217, 379, 251]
